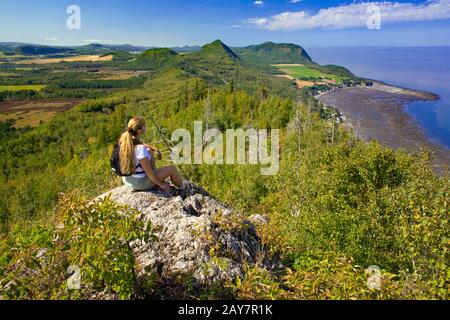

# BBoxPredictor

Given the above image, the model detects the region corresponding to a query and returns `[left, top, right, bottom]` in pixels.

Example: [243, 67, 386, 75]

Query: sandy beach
[317, 81, 449, 174]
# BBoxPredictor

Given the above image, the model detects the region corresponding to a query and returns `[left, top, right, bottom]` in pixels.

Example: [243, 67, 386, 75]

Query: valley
[0, 41, 355, 128]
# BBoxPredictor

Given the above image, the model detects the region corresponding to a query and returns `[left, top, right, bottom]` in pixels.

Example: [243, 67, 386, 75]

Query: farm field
[0, 99, 82, 128]
[0, 85, 47, 92]
[274, 74, 315, 88]
[14, 54, 114, 65]
[96, 70, 148, 80]
[272, 63, 342, 83]
[0, 51, 26, 59]
[0, 54, 139, 129]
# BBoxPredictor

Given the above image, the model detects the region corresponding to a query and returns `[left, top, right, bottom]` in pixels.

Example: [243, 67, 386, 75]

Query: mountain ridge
[2, 40, 341, 76]
[0, 41, 313, 65]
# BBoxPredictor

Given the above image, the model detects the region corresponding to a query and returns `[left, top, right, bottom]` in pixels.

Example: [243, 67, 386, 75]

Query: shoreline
[316, 80, 440, 102]
[365, 79, 440, 101]
[316, 81, 449, 174]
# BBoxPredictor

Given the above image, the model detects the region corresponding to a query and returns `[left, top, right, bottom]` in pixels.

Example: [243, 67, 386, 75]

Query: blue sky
[0, 0, 449, 47]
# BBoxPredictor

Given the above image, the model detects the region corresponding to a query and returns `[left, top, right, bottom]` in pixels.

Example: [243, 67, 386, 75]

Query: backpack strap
[133, 140, 145, 173]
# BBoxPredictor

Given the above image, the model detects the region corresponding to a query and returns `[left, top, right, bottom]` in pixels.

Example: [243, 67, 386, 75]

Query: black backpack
[110, 142, 144, 177]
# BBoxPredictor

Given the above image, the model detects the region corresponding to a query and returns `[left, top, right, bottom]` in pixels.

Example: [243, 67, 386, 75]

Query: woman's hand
[145, 144, 162, 161]
[159, 182, 171, 192]
[155, 149, 162, 161]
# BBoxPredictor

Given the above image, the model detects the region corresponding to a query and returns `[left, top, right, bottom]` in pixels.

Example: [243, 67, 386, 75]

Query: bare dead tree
[331, 98, 337, 144]
[294, 89, 303, 173]
[356, 118, 361, 140]
[142, 103, 175, 161]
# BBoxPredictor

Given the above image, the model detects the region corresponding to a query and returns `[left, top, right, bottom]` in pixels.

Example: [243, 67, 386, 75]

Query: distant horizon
[2, 40, 450, 50]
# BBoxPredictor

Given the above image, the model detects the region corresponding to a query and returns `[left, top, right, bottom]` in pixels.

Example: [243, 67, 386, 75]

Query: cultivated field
[272, 64, 342, 84]
[14, 55, 114, 65]
[274, 74, 315, 88]
[0, 99, 82, 128]
[0, 51, 26, 59]
[0, 85, 47, 92]
[93, 69, 148, 80]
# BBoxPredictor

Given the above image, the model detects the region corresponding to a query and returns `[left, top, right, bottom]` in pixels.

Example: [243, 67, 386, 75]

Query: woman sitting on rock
[118, 116, 184, 192]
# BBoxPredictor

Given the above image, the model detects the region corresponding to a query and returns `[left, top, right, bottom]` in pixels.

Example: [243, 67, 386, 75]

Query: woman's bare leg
[154, 165, 184, 188]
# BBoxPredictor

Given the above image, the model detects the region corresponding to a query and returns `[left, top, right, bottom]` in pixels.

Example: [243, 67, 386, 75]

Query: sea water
[307, 46, 450, 149]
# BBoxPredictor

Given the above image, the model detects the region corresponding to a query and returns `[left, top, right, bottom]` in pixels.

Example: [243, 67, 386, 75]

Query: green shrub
[260, 135, 449, 299]
[0, 192, 156, 300]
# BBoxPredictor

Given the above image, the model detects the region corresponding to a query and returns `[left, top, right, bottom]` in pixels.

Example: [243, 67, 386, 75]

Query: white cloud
[244, 0, 450, 30]
[83, 39, 113, 43]
[254, 0, 264, 5]
[288, 0, 301, 3]
[45, 37, 59, 41]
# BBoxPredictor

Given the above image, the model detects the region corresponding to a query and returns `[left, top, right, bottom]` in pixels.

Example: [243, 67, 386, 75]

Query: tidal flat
[317, 81, 450, 174]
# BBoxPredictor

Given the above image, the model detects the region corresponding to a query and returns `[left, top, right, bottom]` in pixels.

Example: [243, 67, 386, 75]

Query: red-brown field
[0, 99, 82, 128]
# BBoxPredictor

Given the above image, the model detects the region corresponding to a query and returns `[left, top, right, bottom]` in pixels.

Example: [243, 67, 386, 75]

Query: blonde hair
[118, 117, 146, 175]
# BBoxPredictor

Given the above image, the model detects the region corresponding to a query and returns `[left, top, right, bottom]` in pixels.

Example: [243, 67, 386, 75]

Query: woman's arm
[144, 143, 162, 160]
[139, 157, 170, 191]
[148, 148, 156, 169]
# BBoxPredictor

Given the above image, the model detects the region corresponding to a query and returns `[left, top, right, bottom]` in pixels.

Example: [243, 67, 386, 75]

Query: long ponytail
[118, 117, 146, 175]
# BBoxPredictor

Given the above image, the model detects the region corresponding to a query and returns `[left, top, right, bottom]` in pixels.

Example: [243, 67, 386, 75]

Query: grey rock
[95, 181, 276, 291]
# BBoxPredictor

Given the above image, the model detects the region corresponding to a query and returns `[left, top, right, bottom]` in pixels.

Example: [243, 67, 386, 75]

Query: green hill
[174, 40, 243, 83]
[200, 39, 241, 61]
[0, 42, 150, 56]
[233, 41, 312, 65]
[135, 48, 179, 69]
[174, 40, 294, 96]
[103, 51, 134, 62]
[73, 43, 150, 55]
[17, 44, 70, 55]
[316, 64, 356, 79]
[232, 42, 356, 80]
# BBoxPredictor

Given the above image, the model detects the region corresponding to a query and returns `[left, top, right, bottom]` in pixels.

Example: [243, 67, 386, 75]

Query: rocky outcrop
[95, 181, 278, 295]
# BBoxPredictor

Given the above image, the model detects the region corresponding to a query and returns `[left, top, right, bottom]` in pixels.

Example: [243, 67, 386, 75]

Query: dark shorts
[122, 175, 156, 191]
